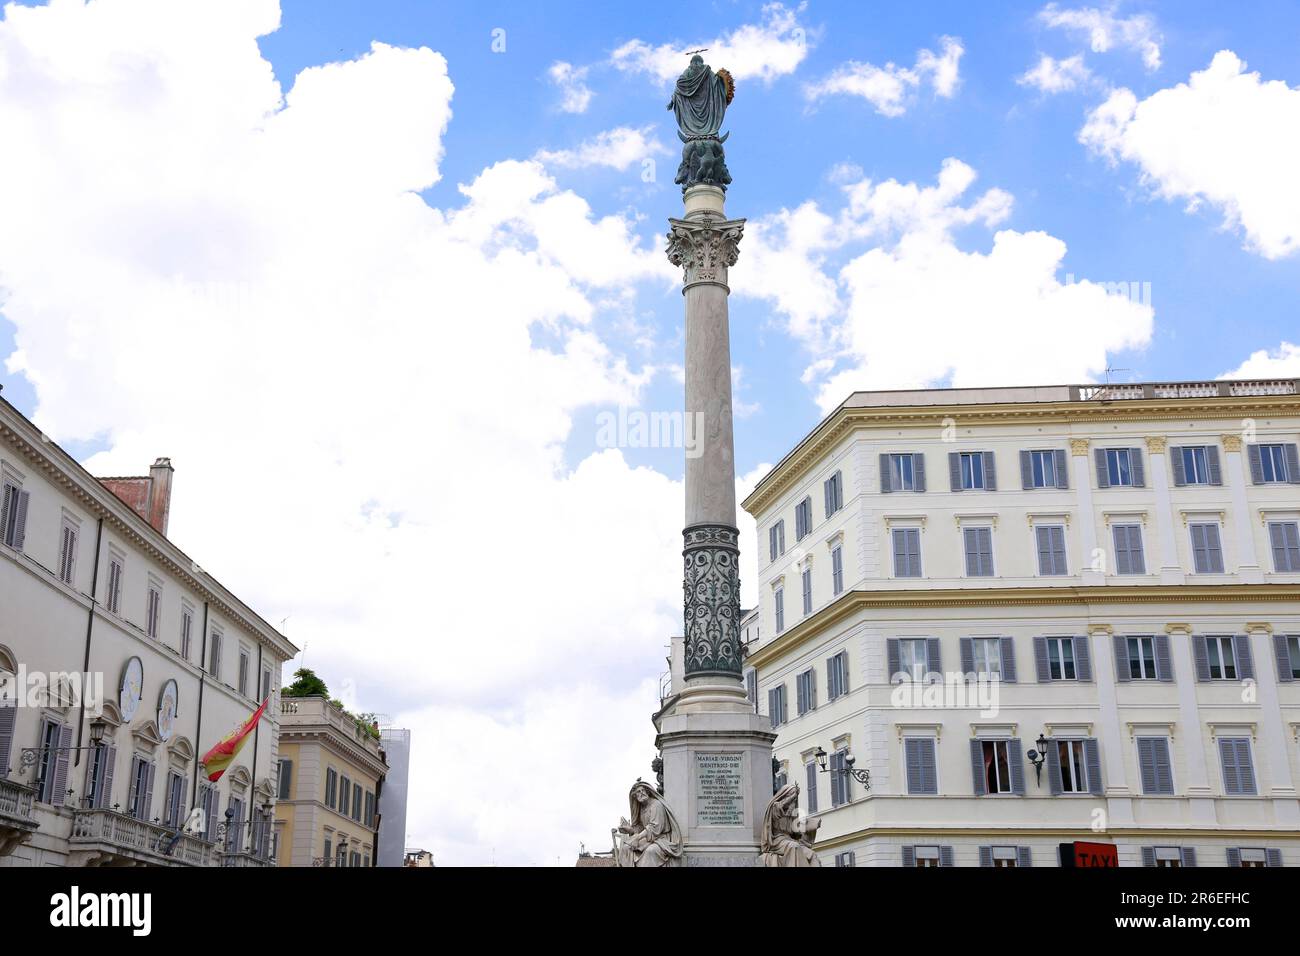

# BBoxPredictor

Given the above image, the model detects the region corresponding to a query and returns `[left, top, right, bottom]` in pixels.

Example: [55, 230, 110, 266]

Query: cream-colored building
[0, 396, 296, 866]
[275, 695, 386, 867]
[742, 379, 1300, 867]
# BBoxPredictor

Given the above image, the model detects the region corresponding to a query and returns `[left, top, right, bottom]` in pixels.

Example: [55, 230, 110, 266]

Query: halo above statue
[667, 54, 734, 192]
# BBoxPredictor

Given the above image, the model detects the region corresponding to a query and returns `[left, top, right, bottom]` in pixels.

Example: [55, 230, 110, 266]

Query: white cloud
[610, 2, 810, 84]
[736, 160, 1154, 410]
[0, 0, 686, 866]
[1038, 3, 1161, 70]
[805, 37, 964, 117]
[1221, 342, 1300, 379]
[1080, 51, 1300, 260]
[1018, 53, 1093, 94]
[548, 60, 592, 113]
[534, 125, 667, 172]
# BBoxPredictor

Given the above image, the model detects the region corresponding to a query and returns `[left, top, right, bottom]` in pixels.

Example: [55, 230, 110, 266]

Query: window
[894, 638, 931, 682]
[891, 527, 922, 578]
[1127, 636, 1158, 679]
[225, 796, 244, 851]
[745, 669, 758, 711]
[773, 766, 788, 791]
[1137, 736, 1174, 795]
[1174, 445, 1217, 486]
[364, 791, 375, 827]
[1023, 449, 1066, 489]
[1189, 522, 1225, 573]
[323, 837, 332, 862]
[970, 637, 1002, 679]
[1055, 739, 1090, 793]
[831, 544, 844, 595]
[106, 552, 124, 614]
[904, 738, 938, 795]
[1251, 442, 1298, 484]
[1046, 637, 1076, 680]
[981, 846, 1030, 868]
[824, 470, 843, 517]
[795, 496, 812, 540]
[835, 851, 856, 867]
[829, 749, 852, 807]
[127, 756, 154, 821]
[199, 784, 218, 839]
[805, 761, 818, 814]
[963, 526, 994, 577]
[58, 518, 78, 586]
[325, 768, 338, 809]
[977, 739, 1017, 795]
[1219, 737, 1256, 796]
[1204, 635, 1238, 680]
[1287, 636, 1300, 681]
[1112, 524, 1146, 575]
[1035, 525, 1067, 575]
[208, 630, 223, 680]
[146, 582, 162, 639]
[774, 587, 785, 634]
[35, 719, 68, 804]
[800, 566, 812, 616]
[1099, 447, 1143, 487]
[768, 685, 787, 728]
[339, 776, 351, 816]
[163, 771, 185, 827]
[278, 759, 293, 800]
[907, 845, 946, 867]
[1229, 848, 1280, 868]
[827, 650, 849, 700]
[350, 851, 361, 868]
[88, 742, 115, 808]
[352, 783, 362, 822]
[1146, 846, 1193, 868]
[882, 453, 924, 493]
[1269, 521, 1300, 572]
[0, 479, 29, 551]
[768, 520, 785, 561]
[262, 666, 273, 701]
[238, 647, 250, 697]
[180, 605, 193, 661]
[952, 451, 989, 490]
[336, 842, 347, 867]
[795, 668, 816, 716]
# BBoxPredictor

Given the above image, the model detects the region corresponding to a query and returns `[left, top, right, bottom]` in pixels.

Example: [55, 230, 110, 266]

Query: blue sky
[3, 0, 1300, 864]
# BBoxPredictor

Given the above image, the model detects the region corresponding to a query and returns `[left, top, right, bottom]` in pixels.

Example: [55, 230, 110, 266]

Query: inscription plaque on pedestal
[695, 752, 745, 826]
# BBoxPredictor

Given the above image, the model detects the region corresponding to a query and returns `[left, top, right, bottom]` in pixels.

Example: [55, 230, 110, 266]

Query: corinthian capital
[666, 216, 745, 287]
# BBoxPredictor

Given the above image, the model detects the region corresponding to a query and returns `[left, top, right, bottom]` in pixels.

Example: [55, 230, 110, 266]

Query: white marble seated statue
[615, 780, 683, 867]
[760, 782, 822, 867]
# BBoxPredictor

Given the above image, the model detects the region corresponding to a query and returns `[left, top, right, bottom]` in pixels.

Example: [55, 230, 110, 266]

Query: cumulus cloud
[534, 125, 667, 172]
[1220, 342, 1300, 379]
[1080, 51, 1300, 260]
[1038, 2, 1161, 70]
[610, 2, 811, 84]
[0, 0, 684, 866]
[805, 37, 964, 117]
[1018, 53, 1093, 94]
[736, 159, 1154, 410]
[548, 60, 592, 113]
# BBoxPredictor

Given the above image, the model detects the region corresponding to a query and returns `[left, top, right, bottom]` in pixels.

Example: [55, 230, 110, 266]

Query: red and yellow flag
[201, 698, 268, 782]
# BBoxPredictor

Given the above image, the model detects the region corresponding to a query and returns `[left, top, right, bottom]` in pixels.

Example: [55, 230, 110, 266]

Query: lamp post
[813, 746, 871, 790]
[1025, 732, 1050, 785]
[19, 716, 109, 772]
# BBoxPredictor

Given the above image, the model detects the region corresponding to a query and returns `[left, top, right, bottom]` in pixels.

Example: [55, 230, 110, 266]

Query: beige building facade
[742, 379, 1300, 867]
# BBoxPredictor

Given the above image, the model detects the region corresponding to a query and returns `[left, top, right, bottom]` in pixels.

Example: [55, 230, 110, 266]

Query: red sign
[1070, 841, 1119, 867]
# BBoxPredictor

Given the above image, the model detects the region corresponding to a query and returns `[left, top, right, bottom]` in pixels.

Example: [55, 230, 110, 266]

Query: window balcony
[69, 807, 216, 867]
[0, 777, 39, 857]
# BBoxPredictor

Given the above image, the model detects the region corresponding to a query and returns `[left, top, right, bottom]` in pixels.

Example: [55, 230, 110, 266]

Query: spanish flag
[201, 698, 268, 782]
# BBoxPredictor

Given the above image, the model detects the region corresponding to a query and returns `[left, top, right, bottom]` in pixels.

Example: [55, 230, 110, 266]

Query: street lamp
[20, 716, 111, 772]
[813, 746, 871, 789]
[1026, 732, 1050, 785]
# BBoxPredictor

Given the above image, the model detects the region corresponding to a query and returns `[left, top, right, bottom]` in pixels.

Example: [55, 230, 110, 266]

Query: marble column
[1222, 433, 1264, 583]
[1145, 436, 1185, 584]
[1071, 439, 1104, 585]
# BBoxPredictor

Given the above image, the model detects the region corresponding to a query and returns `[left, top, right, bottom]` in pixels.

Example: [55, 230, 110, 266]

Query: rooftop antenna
[684, 47, 709, 56]
[1103, 364, 1131, 384]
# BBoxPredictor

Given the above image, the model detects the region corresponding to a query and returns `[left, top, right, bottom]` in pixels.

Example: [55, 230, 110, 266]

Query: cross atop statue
[667, 55, 734, 191]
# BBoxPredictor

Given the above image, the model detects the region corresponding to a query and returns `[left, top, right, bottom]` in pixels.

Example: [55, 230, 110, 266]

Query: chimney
[147, 457, 174, 536]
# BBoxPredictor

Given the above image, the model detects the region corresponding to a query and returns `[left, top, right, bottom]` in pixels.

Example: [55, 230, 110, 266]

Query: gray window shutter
[768, 688, 779, 728]
[978, 846, 993, 867]
[795, 675, 805, 715]
[1226, 848, 1242, 867]
[1019, 450, 1033, 489]
[1207, 446, 1222, 485]
[1113, 634, 1130, 682]
[1036, 526, 1051, 574]
[880, 454, 893, 493]
[51, 724, 72, 806]
[939, 846, 954, 867]
[1267, 848, 1283, 867]
[902, 846, 916, 867]
[926, 637, 941, 675]
[1033, 637, 1050, 682]
[949, 452, 962, 491]
[887, 639, 900, 683]
[1247, 444, 1264, 484]
[1233, 634, 1254, 679]
[959, 638, 974, 675]
[1287, 444, 1300, 484]
[97, 745, 116, 808]
[984, 452, 997, 491]
[1138, 738, 1163, 794]
[126, 755, 140, 812]
[1181, 847, 1197, 867]
[1141, 847, 1156, 867]
[905, 739, 920, 793]
[824, 477, 833, 516]
[1153, 738, 1173, 794]
[806, 761, 818, 814]
[1169, 447, 1186, 486]
[1045, 739, 1062, 795]
[1016, 846, 1032, 868]
[1094, 448, 1110, 489]
[1155, 634, 1173, 682]
[1054, 449, 1069, 489]
[1206, 524, 1224, 573]
[143, 761, 156, 820]
[1008, 738, 1025, 795]
[1000, 637, 1017, 682]
[1275, 635, 1294, 682]
[1074, 636, 1092, 682]
[913, 454, 926, 492]
[970, 739, 986, 796]
[892, 530, 905, 576]
[1084, 738, 1103, 795]
[0, 703, 14, 778]
[1193, 635, 1211, 681]
[13, 490, 30, 551]
[1130, 447, 1145, 487]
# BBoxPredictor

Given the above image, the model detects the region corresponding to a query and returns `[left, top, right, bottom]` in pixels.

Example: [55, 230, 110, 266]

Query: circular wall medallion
[119, 657, 143, 721]
[158, 679, 179, 742]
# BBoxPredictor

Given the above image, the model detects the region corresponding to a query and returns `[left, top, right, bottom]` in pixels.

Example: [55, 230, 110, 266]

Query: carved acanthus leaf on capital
[1145, 436, 1168, 454]
[1221, 433, 1244, 452]
[666, 216, 745, 285]
[1069, 438, 1091, 457]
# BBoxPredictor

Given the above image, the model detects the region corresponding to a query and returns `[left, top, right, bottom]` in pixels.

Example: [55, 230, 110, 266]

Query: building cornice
[815, 823, 1300, 853]
[279, 724, 388, 779]
[742, 391, 1300, 516]
[746, 584, 1300, 671]
[0, 398, 297, 662]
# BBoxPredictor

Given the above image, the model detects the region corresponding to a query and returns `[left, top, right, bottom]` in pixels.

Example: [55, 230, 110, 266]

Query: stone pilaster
[1221, 433, 1263, 583]
[1070, 439, 1103, 585]
[1144, 436, 1185, 584]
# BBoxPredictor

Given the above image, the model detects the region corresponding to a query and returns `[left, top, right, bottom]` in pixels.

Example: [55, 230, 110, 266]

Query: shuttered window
[881, 453, 925, 492]
[164, 771, 185, 827]
[278, 759, 293, 800]
[325, 768, 338, 809]
[238, 648, 250, 697]
[745, 669, 758, 711]
[805, 761, 818, 813]
[58, 519, 79, 585]
[890, 638, 933, 682]
[1022, 449, 1067, 489]
[949, 451, 994, 491]
[208, 630, 223, 680]
[0, 481, 30, 551]
[767, 685, 787, 727]
[352, 783, 363, 821]
[1219, 737, 1257, 796]
[146, 583, 162, 639]
[826, 651, 849, 700]
[835, 851, 856, 867]
[1137, 736, 1175, 795]
[180, 606, 193, 661]
[830, 544, 844, 595]
[1112, 524, 1145, 575]
[1189, 522, 1225, 573]
[339, 776, 351, 816]
[830, 749, 851, 807]
[795, 668, 816, 716]
[0, 702, 16, 782]
[1171, 445, 1220, 486]
[823, 470, 843, 517]
[1249, 442, 1299, 484]
[1035, 525, 1067, 576]
[1125, 636, 1158, 679]
[904, 737, 938, 795]
[1201, 635, 1243, 680]
[1098, 447, 1144, 487]
[963, 526, 994, 577]
[892, 528, 922, 578]
[768, 520, 785, 561]
[973, 738, 1023, 795]
[800, 566, 812, 615]
[106, 553, 124, 613]
[795, 497, 812, 540]
[1269, 521, 1300, 572]
[774, 587, 785, 633]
